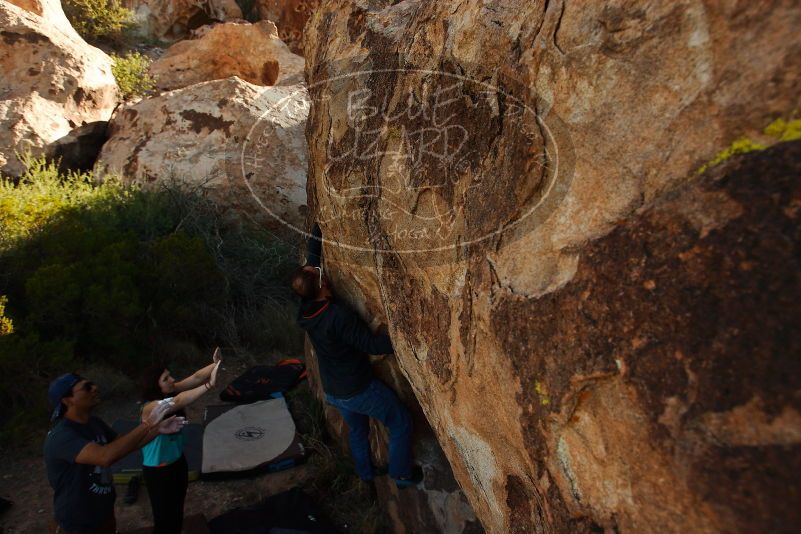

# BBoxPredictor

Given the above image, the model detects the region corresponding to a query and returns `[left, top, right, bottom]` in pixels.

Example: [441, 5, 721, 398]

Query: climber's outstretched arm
[305, 222, 322, 268]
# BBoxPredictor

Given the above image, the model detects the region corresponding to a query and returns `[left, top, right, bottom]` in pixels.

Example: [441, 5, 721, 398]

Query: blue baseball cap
[48, 373, 82, 421]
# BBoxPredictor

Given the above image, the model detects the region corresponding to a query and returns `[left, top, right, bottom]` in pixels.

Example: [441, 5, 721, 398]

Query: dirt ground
[0, 359, 323, 533]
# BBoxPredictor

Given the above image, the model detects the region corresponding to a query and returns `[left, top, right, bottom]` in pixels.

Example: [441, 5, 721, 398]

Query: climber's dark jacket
[298, 298, 393, 398]
[296, 224, 393, 398]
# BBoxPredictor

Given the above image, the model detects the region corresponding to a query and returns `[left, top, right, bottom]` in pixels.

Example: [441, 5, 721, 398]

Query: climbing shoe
[124, 476, 140, 505]
[394, 465, 424, 489]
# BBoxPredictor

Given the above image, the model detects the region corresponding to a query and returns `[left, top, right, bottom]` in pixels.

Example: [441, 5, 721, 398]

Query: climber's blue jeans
[325, 379, 413, 481]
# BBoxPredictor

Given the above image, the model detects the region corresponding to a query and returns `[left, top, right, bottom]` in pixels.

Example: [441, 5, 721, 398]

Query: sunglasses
[312, 266, 323, 288]
[65, 380, 95, 397]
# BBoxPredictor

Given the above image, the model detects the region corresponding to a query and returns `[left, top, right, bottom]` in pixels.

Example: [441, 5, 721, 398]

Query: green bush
[111, 52, 156, 100]
[0, 296, 12, 336]
[0, 154, 119, 248]
[63, 0, 133, 42]
[0, 157, 302, 445]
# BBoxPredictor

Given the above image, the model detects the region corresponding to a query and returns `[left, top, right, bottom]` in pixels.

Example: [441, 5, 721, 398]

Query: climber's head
[291, 265, 330, 300]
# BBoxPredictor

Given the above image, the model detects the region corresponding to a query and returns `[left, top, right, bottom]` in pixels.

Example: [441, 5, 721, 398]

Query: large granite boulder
[122, 0, 242, 41]
[302, 1, 801, 532]
[6, 0, 74, 34]
[6, 0, 54, 22]
[3, 0, 82, 40]
[255, 0, 319, 55]
[149, 20, 304, 91]
[5, 0, 39, 13]
[0, 0, 118, 177]
[95, 77, 309, 230]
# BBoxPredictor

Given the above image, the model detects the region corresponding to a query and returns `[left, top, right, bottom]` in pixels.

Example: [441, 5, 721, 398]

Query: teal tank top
[141, 416, 185, 467]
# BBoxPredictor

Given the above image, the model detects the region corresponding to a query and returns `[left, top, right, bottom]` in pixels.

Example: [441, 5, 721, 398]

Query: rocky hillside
[302, 1, 801, 532]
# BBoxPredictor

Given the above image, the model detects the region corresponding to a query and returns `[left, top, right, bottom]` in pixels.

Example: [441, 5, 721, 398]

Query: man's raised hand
[158, 416, 187, 434]
[145, 397, 175, 426]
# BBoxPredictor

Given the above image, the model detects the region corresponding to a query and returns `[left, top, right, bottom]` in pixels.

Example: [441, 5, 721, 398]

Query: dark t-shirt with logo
[44, 416, 118, 531]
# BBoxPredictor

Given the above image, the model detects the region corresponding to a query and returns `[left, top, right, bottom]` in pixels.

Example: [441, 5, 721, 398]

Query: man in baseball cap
[44, 373, 184, 534]
[48, 373, 83, 422]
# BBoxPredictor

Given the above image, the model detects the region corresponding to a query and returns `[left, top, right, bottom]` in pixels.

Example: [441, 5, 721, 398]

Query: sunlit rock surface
[149, 20, 304, 91]
[302, 1, 801, 532]
[96, 77, 309, 230]
[0, 0, 117, 177]
[122, 0, 243, 41]
[255, 0, 319, 55]
[6, 0, 76, 36]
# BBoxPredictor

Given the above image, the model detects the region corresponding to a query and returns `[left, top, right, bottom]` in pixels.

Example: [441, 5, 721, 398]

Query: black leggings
[142, 454, 188, 534]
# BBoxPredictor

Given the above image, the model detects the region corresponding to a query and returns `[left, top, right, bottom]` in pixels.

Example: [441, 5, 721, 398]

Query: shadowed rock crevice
[46, 121, 109, 174]
[505, 475, 533, 533]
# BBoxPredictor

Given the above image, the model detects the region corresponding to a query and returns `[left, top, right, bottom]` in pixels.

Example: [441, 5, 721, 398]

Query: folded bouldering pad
[201, 398, 305, 478]
[110, 420, 203, 484]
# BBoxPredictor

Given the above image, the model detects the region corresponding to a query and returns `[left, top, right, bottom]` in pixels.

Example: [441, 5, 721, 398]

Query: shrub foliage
[63, 0, 133, 42]
[0, 157, 302, 443]
[0, 296, 12, 336]
[111, 52, 156, 100]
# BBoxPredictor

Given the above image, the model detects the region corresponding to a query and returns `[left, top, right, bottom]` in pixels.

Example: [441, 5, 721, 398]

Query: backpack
[219, 359, 307, 403]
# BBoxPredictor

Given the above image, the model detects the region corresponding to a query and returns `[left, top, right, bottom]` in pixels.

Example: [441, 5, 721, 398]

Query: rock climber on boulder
[291, 223, 423, 488]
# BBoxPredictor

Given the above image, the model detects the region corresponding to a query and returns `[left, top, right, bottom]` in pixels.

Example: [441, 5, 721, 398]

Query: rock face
[255, 0, 319, 55]
[122, 0, 242, 41]
[149, 20, 305, 91]
[95, 77, 309, 230]
[6, 0, 76, 36]
[302, 1, 801, 532]
[0, 0, 118, 177]
[6, 0, 39, 13]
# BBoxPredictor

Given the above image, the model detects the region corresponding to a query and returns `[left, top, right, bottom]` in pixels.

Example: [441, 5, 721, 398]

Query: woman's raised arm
[173, 347, 222, 392]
